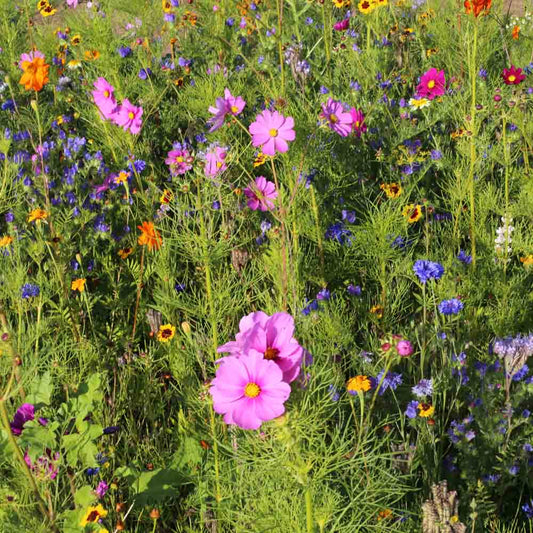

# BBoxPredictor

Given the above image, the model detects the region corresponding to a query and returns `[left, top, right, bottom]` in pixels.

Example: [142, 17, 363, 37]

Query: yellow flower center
[355, 121, 360, 127]
[264, 347, 280, 360]
[104, 90, 110, 98]
[216, 161, 222, 168]
[176, 156, 184, 163]
[427, 80, 435, 89]
[231, 105, 238, 113]
[329, 113, 338, 123]
[508, 75, 516, 82]
[128, 111, 135, 120]
[269, 128, 278, 137]
[244, 382, 261, 398]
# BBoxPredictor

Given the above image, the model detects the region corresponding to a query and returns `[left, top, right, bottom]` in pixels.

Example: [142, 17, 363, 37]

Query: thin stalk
[270, 158, 288, 311]
[309, 185, 325, 282]
[276, 0, 285, 94]
[421, 283, 427, 379]
[305, 486, 314, 533]
[467, 21, 479, 267]
[196, 178, 222, 504]
[130, 246, 145, 346]
[321, 2, 331, 64]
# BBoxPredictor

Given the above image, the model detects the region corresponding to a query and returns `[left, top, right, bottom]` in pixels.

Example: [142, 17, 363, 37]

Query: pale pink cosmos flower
[165, 143, 193, 176]
[67, 0, 79, 7]
[208, 88, 246, 132]
[244, 176, 278, 211]
[350, 108, 367, 137]
[217, 311, 303, 383]
[92, 77, 118, 120]
[113, 99, 143, 135]
[321, 98, 353, 137]
[249, 110, 295, 156]
[416, 68, 446, 100]
[18, 50, 45, 69]
[204, 145, 228, 177]
[210, 351, 291, 430]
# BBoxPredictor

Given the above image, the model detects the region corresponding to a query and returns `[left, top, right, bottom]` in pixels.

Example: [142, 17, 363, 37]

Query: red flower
[464, 0, 491, 17]
[502, 65, 526, 86]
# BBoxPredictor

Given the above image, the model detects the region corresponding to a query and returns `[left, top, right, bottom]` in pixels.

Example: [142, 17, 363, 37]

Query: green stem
[467, 21, 478, 268]
[309, 185, 325, 283]
[321, 2, 331, 64]
[305, 486, 314, 533]
[276, 0, 285, 95]
[421, 283, 427, 379]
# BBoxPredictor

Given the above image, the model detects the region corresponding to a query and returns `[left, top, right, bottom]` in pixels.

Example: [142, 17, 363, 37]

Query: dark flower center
[264, 347, 280, 360]
[161, 328, 173, 338]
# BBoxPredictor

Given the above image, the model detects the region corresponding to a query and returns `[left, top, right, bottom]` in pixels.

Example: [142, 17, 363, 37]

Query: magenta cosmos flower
[321, 98, 353, 137]
[249, 110, 295, 156]
[10, 403, 34, 436]
[502, 65, 526, 85]
[217, 311, 303, 383]
[165, 143, 193, 176]
[333, 18, 349, 31]
[208, 88, 246, 132]
[18, 50, 45, 69]
[113, 99, 143, 135]
[210, 351, 291, 430]
[244, 176, 278, 211]
[92, 77, 118, 120]
[396, 339, 413, 357]
[416, 68, 446, 100]
[350, 108, 367, 137]
[204, 145, 228, 177]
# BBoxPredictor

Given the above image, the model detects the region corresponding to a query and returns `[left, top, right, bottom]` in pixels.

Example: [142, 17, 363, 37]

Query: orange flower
[71, 278, 87, 292]
[137, 221, 162, 251]
[84, 50, 100, 61]
[346, 375, 371, 393]
[19, 56, 50, 92]
[28, 209, 48, 223]
[512, 25, 520, 40]
[118, 247, 133, 259]
[464, 0, 491, 17]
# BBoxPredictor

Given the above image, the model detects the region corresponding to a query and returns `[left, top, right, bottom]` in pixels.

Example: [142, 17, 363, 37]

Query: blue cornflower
[412, 379, 433, 398]
[325, 222, 353, 245]
[305, 17, 313, 25]
[347, 284, 361, 296]
[438, 298, 464, 315]
[478, 67, 488, 79]
[316, 288, 330, 301]
[508, 465, 519, 475]
[175, 282, 186, 293]
[118, 46, 132, 57]
[405, 400, 419, 419]
[226, 17, 235, 26]
[457, 249, 472, 264]
[102, 426, 120, 435]
[5, 212, 14, 223]
[328, 384, 340, 402]
[138, 68, 152, 79]
[86, 467, 100, 476]
[341, 210, 356, 223]
[376, 370, 402, 395]
[413, 260, 444, 284]
[523, 500, 533, 519]
[319, 85, 329, 94]
[350, 80, 361, 91]
[522, 410, 531, 419]
[512, 364, 529, 382]
[21, 283, 40, 299]
[301, 299, 319, 316]
[430, 149, 442, 160]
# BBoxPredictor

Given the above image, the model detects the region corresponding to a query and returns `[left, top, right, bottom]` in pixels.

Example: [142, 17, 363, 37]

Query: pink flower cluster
[92, 77, 143, 135]
[210, 311, 304, 430]
[320, 98, 367, 138]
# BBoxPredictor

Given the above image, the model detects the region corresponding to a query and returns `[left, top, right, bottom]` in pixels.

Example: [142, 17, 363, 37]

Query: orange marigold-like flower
[512, 25, 520, 40]
[346, 375, 372, 393]
[137, 221, 162, 251]
[19, 56, 50, 92]
[28, 209, 48, 223]
[71, 278, 87, 292]
[464, 0, 491, 17]
[0, 235, 13, 247]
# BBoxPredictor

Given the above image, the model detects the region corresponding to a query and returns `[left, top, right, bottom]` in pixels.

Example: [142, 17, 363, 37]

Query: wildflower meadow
[2, 0, 533, 531]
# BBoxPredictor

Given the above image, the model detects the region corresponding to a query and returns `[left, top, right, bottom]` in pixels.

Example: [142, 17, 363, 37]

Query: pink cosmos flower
[249, 110, 295, 156]
[333, 18, 350, 31]
[95, 481, 109, 499]
[165, 143, 193, 176]
[92, 77, 118, 120]
[67, 0, 79, 7]
[396, 340, 413, 357]
[113, 99, 143, 135]
[18, 50, 45, 69]
[321, 98, 353, 137]
[244, 176, 278, 211]
[204, 146, 228, 177]
[217, 311, 303, 383]
[502, 65, 526, 85]
[350, 108, 367, 137]
[416, 68, 446, 100]
[208, 88, 246, 132]
[210, 351, 291, 430]
[24, 449, 60, 481]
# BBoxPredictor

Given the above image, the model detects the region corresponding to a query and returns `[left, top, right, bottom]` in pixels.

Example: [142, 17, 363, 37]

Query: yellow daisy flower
[80, 504, 108, 526]
[402, 204, 422, 223]
[157, 324, 176, 343]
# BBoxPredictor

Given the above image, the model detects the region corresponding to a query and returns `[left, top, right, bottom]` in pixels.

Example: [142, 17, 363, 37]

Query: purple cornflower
[412, 379, 433, 398]
[457, 249, 472, 264]
[438, 298, 464, 315]
[118, 46, 132, 57]
[95, 481, 109, 498]
[347, 284, 361, 296]
[413, 260, 444, 284]
[21, 283, 40, 299]
[405, 400, 419, 419]
[376, 370, 402, 396]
